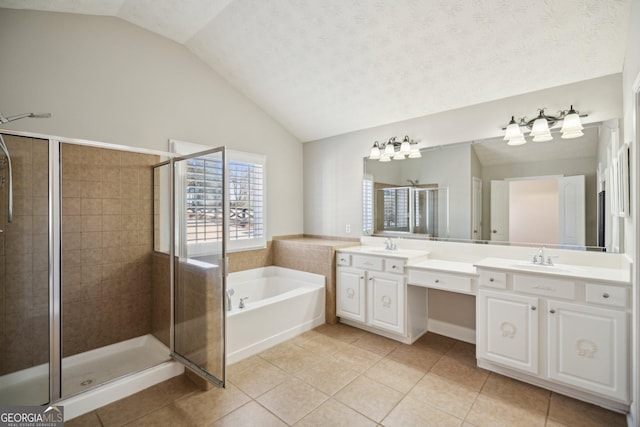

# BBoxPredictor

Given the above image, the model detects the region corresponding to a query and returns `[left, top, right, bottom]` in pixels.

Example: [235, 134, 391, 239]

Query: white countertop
[474, 257, 631, 285]
[407, 259, 478, 276]
[337, 246, 430, 261]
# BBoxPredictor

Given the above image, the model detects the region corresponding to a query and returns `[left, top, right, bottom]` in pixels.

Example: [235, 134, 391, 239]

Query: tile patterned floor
[67, 324, 628, 427]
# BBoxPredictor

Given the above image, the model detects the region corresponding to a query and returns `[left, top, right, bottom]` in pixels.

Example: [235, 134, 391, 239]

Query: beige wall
[0, 8, 303, 240]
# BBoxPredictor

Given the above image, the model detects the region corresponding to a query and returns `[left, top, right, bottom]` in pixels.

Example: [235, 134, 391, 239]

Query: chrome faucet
[384, 238, 398, 251]
[239, 297, 249, 309]
[531, 246, 556, 265]
[226, 288, 234, 311]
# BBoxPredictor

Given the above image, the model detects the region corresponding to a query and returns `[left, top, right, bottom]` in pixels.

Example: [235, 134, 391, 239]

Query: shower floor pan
[0, 334, 172, 407]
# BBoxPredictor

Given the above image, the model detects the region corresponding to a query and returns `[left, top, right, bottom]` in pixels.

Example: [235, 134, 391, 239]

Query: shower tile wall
[61, 144, 159, 357]
[0, 135, 49, 375]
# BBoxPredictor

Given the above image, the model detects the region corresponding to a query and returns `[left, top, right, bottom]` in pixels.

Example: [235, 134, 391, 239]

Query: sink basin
[508, 262, 583, 274]
[353, 247, 429, 258]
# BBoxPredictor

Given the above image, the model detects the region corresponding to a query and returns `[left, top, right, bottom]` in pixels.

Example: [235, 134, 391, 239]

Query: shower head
[0, 112, 52, 124]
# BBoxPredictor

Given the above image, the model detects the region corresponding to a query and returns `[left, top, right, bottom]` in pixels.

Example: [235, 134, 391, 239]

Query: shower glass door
[171, 147, 227, 386]
[0, 134, 53, 406]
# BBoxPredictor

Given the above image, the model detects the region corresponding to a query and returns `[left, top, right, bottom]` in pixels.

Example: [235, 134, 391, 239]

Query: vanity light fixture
[368, 136, 421, 161]
[502, 106, 587, 145]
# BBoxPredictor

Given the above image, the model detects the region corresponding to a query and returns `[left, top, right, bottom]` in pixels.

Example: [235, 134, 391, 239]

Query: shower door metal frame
[49, 138, 62, 403]
[168, 146, 228, 388]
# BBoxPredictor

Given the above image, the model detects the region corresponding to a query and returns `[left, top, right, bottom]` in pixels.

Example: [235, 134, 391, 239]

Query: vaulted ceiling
[0, 0, 631, 142]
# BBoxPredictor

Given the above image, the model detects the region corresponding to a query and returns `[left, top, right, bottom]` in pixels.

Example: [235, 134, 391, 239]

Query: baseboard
[427, 319, 476, 344]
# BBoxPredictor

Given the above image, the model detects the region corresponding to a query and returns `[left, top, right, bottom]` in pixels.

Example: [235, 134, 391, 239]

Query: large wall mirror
[363, 120, 626, 253]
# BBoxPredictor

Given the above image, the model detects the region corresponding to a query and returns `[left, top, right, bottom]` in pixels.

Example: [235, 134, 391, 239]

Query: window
[363, 174, 374, 234]
[172, 140, 266, 252]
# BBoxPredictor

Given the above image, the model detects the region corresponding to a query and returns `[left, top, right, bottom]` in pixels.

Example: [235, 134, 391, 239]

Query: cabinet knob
[489, 278, 495, 282]
[531, 306, 536, 311]
[434, 279, 440, 283]
[550, 309, 556, 314]
[360, 276, 364, 280]
[602, 293, 610, 299]
[369, 277, 373, 281]
[492, 229, 497, 233]
[392, 265, 397, 269]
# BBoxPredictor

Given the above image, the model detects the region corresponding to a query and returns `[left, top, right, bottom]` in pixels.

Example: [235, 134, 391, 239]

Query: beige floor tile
[547, 393, 627, 427]
[365, 357, 425, 393]
[413, 332, 457, 354]
[226, 355, 263, 379]
[382, 394, 463, 427]
[65, 411, 102, 427]
[229, 358, 290, 398]
[295, 398, 377, 427]
[259, 342, 325, 375]
[294, 357, 360, 395]
[334, 375, 404, 422]
[211, 401, 287, 427]
[408, 373, 478, 419]
[313, 323, 366, 344]
[330, 344, 383, 373]
[480, 373, 550, 415]
[257, 377, 329, 425]
[151, 374, 201, 402]
[431, 355, 489, 391]
[122, 403, 192, 427]
[287, 329, 323, 346]
[298, 334, 351, 356]
[352, 332, 400, 356]
[387, 344, 442, 372]
[173, 383, 251, 426]
[96, 384, 170, 426]
[445, 341, 478, 367]
[544, 420, 568, 427]
[465, 394, 546, 427]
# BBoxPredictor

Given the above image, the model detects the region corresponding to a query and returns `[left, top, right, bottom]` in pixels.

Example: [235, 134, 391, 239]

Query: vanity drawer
[409, 270, 472, 294]
[586, 283, 628, 308]
[478, 270, 507, 289]
[513, 275, 575, 300]
[337, 253, 351, 267]
[385, 259, 405, 274]
[353, 255, 383, 271]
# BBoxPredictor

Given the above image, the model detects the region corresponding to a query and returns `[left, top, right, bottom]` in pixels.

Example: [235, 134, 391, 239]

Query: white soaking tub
[226, 266, 325, 364]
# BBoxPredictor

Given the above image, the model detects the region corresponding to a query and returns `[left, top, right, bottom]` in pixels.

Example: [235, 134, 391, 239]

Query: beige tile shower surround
[0, 135, 49, 375]
[67, 323, 626, 426]
[61, 143, 159, 357]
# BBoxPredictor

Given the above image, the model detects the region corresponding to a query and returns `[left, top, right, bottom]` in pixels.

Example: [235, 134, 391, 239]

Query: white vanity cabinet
[547, 300, 628, 402]
[336, 249, 428, 342]
[475, 262, 630, 407]
[477, 289, 539, 374]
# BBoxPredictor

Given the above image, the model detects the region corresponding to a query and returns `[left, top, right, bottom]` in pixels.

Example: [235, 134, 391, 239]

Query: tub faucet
[226, 288, 234, 311]
[239, 297, 249, 309]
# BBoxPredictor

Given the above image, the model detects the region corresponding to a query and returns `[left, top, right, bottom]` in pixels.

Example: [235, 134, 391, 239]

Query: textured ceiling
[0, 0, 631, 141]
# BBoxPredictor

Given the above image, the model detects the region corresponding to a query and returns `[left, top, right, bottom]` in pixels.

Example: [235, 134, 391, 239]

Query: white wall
[0, 8, 303, 239]
[622, 0, 640, 425]
[304, 74, 622, 238]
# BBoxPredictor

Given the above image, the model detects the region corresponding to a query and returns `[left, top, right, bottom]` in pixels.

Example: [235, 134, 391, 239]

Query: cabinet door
[477, 290, 539, 374]
[548, 300, 628, 401]
[367, 273, 405, 334]
[336, 268, 366, 323]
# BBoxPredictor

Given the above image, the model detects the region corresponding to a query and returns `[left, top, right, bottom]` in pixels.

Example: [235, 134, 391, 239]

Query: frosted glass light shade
[392, 151, 405, 160]
[369, 143, 381, 159]
[530, 116, 552, 141]
[384, 143, 395, 156]
[400, 140, 411, 154]
[507, 135, 527, 146]
[503, 117, 523, 141]
[408, 145, 422, 158]
[561, 130, 584, 139]
[379, 155, 391, 162]
[561, 109, 583, 135]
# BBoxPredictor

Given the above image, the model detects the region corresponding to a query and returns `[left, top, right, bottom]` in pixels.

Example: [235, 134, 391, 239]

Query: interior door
[558, 175, 585, 246]
[490, 180, 509, 241]
[171, 147, 227, 387]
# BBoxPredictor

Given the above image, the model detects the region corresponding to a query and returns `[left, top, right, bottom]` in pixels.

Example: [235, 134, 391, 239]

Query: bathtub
[226, 266, 325, 364]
